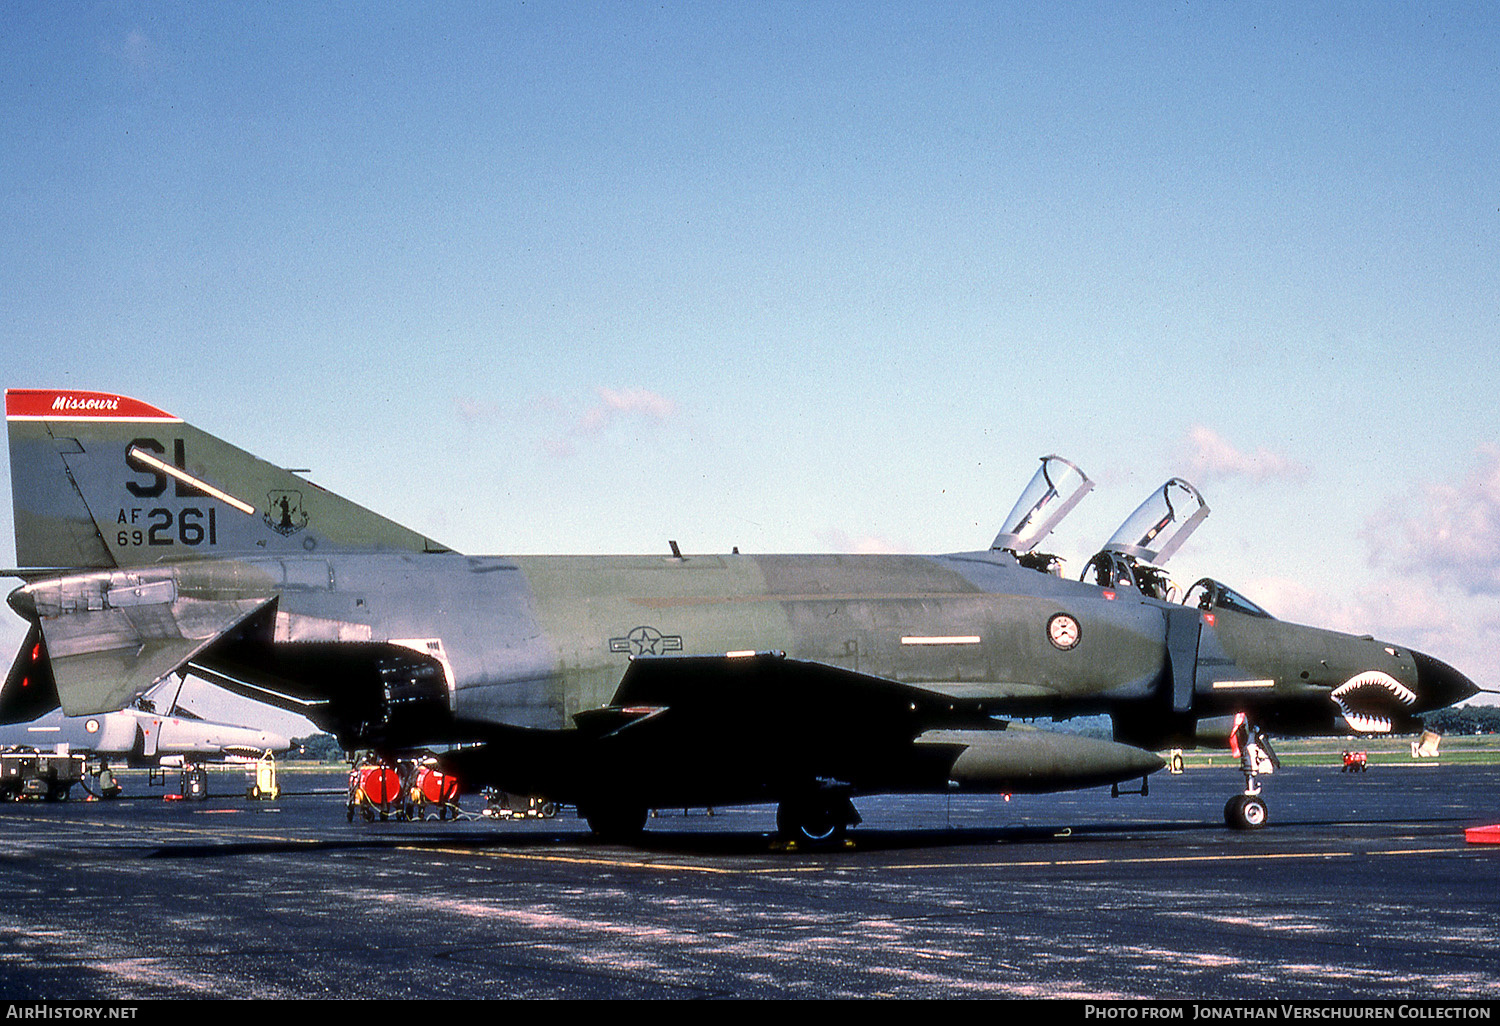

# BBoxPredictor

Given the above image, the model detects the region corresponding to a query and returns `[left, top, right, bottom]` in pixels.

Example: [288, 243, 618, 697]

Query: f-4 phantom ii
[2, 390, 1479, 840]
[0, 664, 291, 799]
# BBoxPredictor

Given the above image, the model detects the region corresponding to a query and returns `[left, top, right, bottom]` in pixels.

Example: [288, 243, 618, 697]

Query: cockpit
[993, 463, 1274, 616]
[1080, 478, 1210, 602]
[1080, 549, 1178, 600]
[1182, 578, 1275, 619]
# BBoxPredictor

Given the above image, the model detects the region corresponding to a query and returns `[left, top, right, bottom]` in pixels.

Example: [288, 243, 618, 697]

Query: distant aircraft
[1, 390, 1479, 840]
[0, 672, 291, 799]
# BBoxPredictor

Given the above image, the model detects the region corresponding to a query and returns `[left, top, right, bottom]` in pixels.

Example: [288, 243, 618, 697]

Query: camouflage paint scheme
[1, 390, 1479, 835]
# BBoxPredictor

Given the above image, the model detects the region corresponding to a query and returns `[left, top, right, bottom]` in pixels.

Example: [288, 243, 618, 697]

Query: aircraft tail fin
[6, 389, 450, 569]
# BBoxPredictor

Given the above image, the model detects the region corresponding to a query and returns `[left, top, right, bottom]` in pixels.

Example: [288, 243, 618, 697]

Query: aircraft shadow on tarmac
[138, 811, 1470, 861]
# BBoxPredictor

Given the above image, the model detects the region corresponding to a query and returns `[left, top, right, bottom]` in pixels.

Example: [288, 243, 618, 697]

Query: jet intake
[915, 727, 1164, 793]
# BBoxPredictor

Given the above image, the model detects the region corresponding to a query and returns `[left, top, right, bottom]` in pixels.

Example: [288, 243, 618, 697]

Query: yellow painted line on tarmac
[908, 851, 1360, 871]
[403, 846, 821, 875]
[401, 846, 1394, 876]
[889, 845, 1475, 871]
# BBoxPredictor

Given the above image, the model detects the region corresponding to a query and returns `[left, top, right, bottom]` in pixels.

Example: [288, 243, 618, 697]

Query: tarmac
[0, 760, 1497, 1000]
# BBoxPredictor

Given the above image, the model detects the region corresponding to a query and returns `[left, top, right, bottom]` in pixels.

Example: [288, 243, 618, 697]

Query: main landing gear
[581, 803, 649, 842]
[776, 787, 861, 846]
[1225, 715, 1279, 830]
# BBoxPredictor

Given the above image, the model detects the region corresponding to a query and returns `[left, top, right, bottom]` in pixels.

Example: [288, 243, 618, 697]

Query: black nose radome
[1411, 650, 1480, 712]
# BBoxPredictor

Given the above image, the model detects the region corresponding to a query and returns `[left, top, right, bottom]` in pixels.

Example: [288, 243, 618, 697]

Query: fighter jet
[0, 669, 292, 799]
[2, 391, 1479, 840]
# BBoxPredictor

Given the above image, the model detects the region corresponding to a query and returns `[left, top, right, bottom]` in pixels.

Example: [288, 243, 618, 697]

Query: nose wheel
[1224, 715, 1278, 830]
[1225, 792, 1269, 830]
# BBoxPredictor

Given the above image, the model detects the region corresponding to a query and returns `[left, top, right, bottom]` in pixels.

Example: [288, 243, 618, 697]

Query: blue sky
[3, 2, 1498, 727]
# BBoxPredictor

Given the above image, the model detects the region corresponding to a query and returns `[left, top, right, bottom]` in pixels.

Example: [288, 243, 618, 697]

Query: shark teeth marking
[1331, 671, 1417, 734]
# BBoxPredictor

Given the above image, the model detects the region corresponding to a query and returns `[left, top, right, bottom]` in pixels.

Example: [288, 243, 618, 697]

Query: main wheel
[1225, 793, 1269, 830]
[776, 798, 849, 845]
[583, 804, 649, 842]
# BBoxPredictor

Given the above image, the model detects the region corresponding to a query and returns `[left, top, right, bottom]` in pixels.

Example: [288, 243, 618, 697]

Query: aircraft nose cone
[1411, 649, 1480, 712]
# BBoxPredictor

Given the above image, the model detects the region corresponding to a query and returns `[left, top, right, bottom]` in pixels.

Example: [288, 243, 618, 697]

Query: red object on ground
[359, 765, 401, 804]
[1464, 824, 1500, 844]
[415, 766, 459, 804]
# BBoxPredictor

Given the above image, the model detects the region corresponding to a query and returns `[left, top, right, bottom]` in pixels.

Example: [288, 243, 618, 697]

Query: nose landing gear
[1225, 715, 1278, 831]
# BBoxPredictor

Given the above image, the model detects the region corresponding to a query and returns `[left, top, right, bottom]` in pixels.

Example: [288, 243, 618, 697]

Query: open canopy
[991, 455, 1093, 554]
[1101, 478, 1209, 565]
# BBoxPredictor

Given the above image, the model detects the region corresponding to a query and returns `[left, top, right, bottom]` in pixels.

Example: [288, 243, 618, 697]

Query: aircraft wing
[593, 651, 949, 728]
[584, 651, 1054, 738]
[565, 651, 1160, 803]
[563, 652, 949, 805]
[901, 680, 1057, 701]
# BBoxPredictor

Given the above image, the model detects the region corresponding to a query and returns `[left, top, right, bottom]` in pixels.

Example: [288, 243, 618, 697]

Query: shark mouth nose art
[1331, 671, 1417, 734]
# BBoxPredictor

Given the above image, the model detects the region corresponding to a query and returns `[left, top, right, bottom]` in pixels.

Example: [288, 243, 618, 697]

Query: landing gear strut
[1225, 715, 1278, 830]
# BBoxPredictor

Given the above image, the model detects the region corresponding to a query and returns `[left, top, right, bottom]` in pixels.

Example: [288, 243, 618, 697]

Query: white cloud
[1180, 426, 1310, 484]
[576, 387, 677, 436]
[452, 387, 679, 458]
[1366, 443, 1500, 598]
[544, 386, 678, 458]
[817, 529, 907, 554]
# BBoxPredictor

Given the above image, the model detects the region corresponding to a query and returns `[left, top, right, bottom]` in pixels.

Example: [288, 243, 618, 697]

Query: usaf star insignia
[609, 625, 685, 656]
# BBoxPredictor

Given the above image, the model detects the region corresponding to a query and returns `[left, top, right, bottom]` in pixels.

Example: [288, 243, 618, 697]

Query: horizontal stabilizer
[49, 638, 203, 718]
[10, 565, 277, 715]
